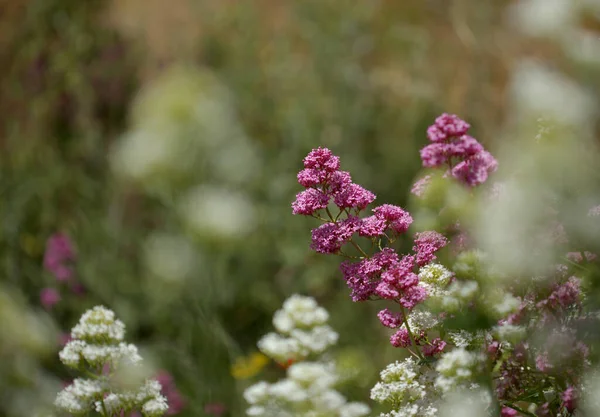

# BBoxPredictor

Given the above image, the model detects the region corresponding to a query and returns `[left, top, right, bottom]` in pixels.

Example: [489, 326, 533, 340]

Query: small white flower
[493, 323, 526, 344]
[493, 293, 521, 316]
[269, 379, 308, 402]
[288, 362, 337, 390]
[312, 389, 346, 411]
[290, 325, 338, 354]
[435, 348, 485, 393]
[71, 306, 125, 343]
[142, 395, 169, 417]
[258, 333, 306, 362]
[59, 340, 86, 368]
[244, 381, 270, 405]
[339, 402, 370, 417]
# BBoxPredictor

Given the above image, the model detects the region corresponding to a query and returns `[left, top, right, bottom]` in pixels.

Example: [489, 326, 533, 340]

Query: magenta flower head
[40, 287, 61, 309]
[292, 147, 377, 216]
[204, 403, 226, 416]
[561, 386, 577, 413]
[413, 231, 448, 266]
[420, 114, 497, 187]
[411, 175, 432, 198]
[156, 370, 186, 415]
[372, 204, 413, 234]
[43, 233, 75, 281]
[303, 147, 340, 172]
[292, 189, 329, 215]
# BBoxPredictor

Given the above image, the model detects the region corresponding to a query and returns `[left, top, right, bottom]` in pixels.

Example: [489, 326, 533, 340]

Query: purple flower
[310, 217, 361, 254]
[413, 231, 448, 266]
[451, 150, 498, 187]
[423, 338, 446, 357]
[399, 285, 427, 309]
[43, 233, 75, 281]
[561, 386, 577, 413]
[433, 113, 471, 138]
[566, 252, 584, 263]
[292, 189, 329, 215]
[340, 248, 399, 301]
[297, 168, 326, 187]
[303, 147, 340, 172]
[500, 407, 518, 417]
[420, 114, 497, 187]
[328, 171, 352, 194]
[375, 281, 400, 299]
[358, 215, 387, 237]
[447, 135, 484, 157]
[40, 287, 61, 309]
[410, 175, 432, 198]
[538, 276, 581, 309]
[311, 223, 343, 254]
[420, 142, 449, 168]
[204, 403, 226, 416]
[390, 328, 411, 348]
[377, 309, 403, 328]
[156, 370, 186, 415]
[535, 352, 552, 372]
[333, 183, 376, 210]
[373, 204, 413, 234]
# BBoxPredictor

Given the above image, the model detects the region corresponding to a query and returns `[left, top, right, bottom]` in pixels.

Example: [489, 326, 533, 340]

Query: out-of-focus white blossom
[509, 0, 577, 39]
[258, 295, 338, 362]
[55, 306, 168, 416]
[180, 185, 256, 239]
[245, 296, 369, 417]
[493, 323, 527, 344]
[435, 348, 485, 393]
[437, 387, 491, 417]
[143, 232, 197, 282]
[371, 358, 438, 417]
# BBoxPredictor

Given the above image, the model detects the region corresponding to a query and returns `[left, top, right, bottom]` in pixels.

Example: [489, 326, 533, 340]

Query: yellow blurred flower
[20, 234, 42, 257]
[231, 352, 269, 380]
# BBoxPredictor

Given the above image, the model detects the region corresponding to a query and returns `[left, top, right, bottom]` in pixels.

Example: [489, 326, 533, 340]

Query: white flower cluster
[71, 306, 126, 342]
[434, 348, 486, 393]
[94, 380, 168, 417]
[438, 280, 479, 311]
[245, 295, 369, 417]
[55, 306, 168, 416]
[371, 358, 438, 417]
[407, 310, 439, 334]
[418, 263, 453, 298]
[244, 361, 369, 417]
[258, 295, 338, 363]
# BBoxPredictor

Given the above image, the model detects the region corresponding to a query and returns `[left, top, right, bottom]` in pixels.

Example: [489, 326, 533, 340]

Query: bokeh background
[1, 0, 599, 416]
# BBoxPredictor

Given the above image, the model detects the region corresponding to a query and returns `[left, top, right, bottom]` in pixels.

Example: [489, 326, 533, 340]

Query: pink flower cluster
[44, 233, 75, 281]
[419, 113, 497, 187]
[293, 147, 448, 352]
[292, 148, 374, 216]
[40, 233, 84, 311]
[156, 371, 186, 415]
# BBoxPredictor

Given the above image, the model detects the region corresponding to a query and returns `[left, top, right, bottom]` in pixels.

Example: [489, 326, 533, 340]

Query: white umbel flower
[55, 306, 168, 417]
[435, 348, 486, 393]
[71, 305, 126, 343]
[245, 295, 369, 417]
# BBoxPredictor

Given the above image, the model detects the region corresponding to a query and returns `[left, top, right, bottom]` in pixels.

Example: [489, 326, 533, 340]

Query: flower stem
[400, 305, 424, 360]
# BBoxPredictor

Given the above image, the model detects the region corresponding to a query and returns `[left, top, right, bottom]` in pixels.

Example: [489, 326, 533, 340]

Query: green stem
[400, 305, 424, 360]
[502, 403, 536, 417]
[349, 239, 368, 258]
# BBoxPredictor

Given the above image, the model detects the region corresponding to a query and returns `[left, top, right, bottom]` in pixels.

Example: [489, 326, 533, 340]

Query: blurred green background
[1, 0, 597, 416]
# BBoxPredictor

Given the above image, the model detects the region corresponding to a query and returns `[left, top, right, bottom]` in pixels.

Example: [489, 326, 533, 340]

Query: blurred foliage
[1, 0, 597, 416]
